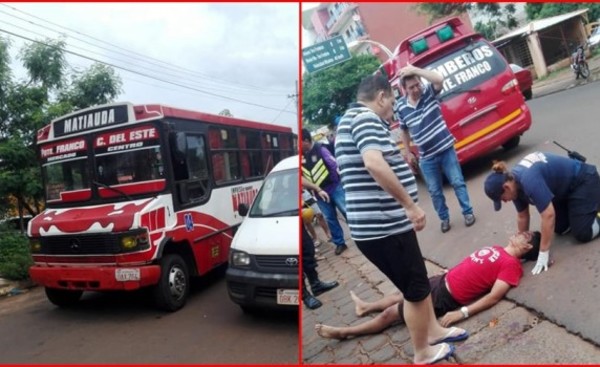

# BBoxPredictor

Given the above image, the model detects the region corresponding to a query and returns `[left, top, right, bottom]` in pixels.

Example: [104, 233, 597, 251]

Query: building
[492, 8, 590, 78]
[302, 3, 473, 62]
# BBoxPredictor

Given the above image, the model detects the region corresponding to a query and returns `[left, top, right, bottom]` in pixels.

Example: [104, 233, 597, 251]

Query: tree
[525, 3, 600, 24]
[0, 36, 122, 219]
[218, 108, 233, 117]
[302, 53, 380, 128]
[415, 3, 517, 40]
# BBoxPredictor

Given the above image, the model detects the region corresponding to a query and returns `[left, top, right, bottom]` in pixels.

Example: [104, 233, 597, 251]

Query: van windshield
[424, 39, 507, 101]
[249, 168, 299, 218]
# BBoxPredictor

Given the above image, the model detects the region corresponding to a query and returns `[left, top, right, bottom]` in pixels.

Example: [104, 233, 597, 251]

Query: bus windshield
[40, 124, 166, 205]
[424, 39, 507, 101]
[249, 168, 298, 218]
[95, 147, 164, 186]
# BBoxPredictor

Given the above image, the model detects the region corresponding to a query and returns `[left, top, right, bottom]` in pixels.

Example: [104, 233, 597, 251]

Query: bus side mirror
[238, 203, 249, 217]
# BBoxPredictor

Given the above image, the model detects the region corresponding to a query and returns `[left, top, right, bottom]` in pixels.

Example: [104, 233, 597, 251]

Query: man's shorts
[302, 190, 322, 215]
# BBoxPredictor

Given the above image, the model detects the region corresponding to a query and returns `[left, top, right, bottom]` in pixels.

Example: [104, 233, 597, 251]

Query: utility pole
[287, 80, 299, 123]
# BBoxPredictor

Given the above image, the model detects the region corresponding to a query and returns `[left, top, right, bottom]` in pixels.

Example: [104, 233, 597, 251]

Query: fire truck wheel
[45, 287, 83, 307]
[153, 254, 189, 312]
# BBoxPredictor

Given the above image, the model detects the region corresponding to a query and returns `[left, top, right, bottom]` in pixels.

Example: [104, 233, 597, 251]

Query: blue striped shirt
[395, 84, 455, 160]
[335, 104, 418, 241]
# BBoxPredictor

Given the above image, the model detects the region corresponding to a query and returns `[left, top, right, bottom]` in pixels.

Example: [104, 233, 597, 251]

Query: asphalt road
[415, 80, 600, 346]
[0, 268, 298, 364]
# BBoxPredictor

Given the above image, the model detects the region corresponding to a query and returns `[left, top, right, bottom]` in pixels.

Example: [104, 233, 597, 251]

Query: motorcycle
[571, 44, 590, 79]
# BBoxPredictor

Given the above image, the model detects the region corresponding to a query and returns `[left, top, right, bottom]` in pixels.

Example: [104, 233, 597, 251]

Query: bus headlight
[121, 236, 137, 250]
[230, 250, 251, 267]
[29, 239, 41, 253]
[120, 232, 150, 251]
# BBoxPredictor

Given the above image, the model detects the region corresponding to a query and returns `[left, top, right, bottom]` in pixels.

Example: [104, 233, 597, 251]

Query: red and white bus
[28, 102, 296, 311]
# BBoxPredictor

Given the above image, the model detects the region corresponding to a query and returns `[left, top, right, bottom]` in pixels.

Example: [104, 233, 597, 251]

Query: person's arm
[362, 149, 425, 231]
[302, 177, 330, 203]
[531, 203, 555, 275]
[440, 280, 511, 327]
[399, 64, 444, 92]
[517, 207, 530, 232]
[400, 129, 414, 161]
[538, 203, 555, 253]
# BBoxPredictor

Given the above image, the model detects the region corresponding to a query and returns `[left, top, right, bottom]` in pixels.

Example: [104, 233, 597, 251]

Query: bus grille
[40, 234, 121, 255]
[254, 255, 298, 273]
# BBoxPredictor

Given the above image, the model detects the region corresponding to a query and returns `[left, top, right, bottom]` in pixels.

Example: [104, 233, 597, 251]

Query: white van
[225, 155, 299, 312]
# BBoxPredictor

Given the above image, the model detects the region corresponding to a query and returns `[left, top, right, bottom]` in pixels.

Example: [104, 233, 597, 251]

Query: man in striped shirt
[335, 74, 467, 365]
[395, 65, 475, 234]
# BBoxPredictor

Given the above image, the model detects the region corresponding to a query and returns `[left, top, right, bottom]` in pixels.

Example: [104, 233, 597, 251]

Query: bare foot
[315, 324, 347, 340]
[350, 290, 368, 317]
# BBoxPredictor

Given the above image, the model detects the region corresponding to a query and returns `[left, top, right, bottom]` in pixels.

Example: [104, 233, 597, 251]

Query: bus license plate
[277, 289, 299, 305]
[115, 268, 140, 281]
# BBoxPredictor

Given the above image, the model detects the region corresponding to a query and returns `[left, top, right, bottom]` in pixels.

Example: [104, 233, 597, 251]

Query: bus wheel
[153, 254, 189, 312]
[45, 287, 83, 307]
[502, 136, 520, 150]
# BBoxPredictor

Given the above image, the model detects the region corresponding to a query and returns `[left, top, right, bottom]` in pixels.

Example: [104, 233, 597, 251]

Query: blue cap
[484, 172, 505, 211]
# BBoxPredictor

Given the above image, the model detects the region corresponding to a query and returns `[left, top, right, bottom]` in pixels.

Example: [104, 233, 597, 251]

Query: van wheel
[502, 136, 520, 150]
[523, 89, 532, 100]
[153, 254, 189, 312]
[45, 287, 83, 307]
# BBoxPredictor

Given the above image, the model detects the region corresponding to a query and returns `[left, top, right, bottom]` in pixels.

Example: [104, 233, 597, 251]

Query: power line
[0, 10, 285, 97]
[0, 3, 289, 94]
[0, 26, 296, 115]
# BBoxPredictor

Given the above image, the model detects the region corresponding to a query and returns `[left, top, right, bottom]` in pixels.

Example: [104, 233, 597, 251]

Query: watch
[460, 306, 469, 319]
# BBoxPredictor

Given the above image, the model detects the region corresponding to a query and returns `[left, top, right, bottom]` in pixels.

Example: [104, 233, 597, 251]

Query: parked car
[0, 215, 32, 232]
[510, 63, 533, 100]
[589, 26, 600, 49]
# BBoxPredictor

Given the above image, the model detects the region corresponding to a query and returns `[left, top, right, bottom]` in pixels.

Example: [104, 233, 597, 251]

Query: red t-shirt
[446, 246, 523, 305]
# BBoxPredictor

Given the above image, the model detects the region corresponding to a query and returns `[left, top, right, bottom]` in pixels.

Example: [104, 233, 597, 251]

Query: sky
[0, 3, 299, 132]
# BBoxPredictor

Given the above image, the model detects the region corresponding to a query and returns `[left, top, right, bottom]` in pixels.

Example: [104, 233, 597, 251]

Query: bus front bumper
[29, 265, 161, 291]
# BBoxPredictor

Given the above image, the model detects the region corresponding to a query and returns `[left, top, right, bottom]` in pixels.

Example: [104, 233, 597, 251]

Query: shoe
[464, 214, 476, 227]
[441, 220, 451, 233]
[310, 280, 339, 296]
[303, 294, 322, 310]
[423, 343, 455, 365]
[334, 244, 348, 255]
[430, 327, 469, 345]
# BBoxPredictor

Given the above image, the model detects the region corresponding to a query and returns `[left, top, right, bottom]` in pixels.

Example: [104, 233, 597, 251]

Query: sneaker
[464, 214, 476, 227]
[441, 219, 451, 233]
[334, 244, 348, 255]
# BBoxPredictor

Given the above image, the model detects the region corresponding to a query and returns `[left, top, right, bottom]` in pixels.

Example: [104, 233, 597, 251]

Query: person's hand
[531, 250, 550, 275]
[397, 63, 419, 79]
[405, 204, 426, 232]
[402, 151, 418, 174]
[440, 310, 463, 327]
[317, 189, 330, 203]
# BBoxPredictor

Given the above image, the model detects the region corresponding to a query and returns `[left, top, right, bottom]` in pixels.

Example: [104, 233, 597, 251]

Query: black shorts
[395, 274, 462, 323]
[355, 231, 430, 302]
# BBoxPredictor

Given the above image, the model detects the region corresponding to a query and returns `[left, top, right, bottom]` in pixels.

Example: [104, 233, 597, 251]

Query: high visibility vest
[301, 144, 333, 188]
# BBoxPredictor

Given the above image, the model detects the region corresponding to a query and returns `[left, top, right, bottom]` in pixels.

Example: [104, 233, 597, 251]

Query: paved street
[303, 71, 600, 364]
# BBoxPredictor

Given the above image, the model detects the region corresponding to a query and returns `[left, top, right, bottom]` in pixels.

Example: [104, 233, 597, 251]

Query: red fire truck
[383, 17, 532, 164]
[28, 102, 296, 311]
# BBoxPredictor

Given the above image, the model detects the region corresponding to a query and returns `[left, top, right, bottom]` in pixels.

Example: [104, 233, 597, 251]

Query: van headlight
[230, 250, 251, 267]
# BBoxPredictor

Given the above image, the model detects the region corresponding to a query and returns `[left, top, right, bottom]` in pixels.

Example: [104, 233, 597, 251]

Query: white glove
[531, 250, 550, 275]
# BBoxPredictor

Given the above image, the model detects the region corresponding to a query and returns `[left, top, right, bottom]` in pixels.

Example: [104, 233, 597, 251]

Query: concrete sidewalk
[532, 53, 600, 99]
[302, 236, 600, 364]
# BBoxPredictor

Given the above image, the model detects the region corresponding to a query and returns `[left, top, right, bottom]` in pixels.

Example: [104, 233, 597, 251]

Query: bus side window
[172, 133, 210, 205]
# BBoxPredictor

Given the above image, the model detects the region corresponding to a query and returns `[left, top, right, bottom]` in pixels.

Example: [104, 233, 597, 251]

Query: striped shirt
[335, 103, 418, 241]
[395, 83, 455, 160]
